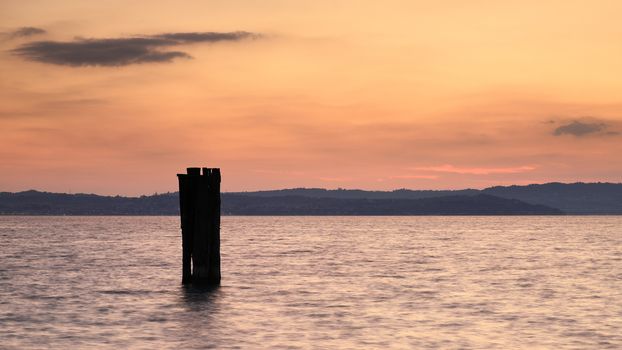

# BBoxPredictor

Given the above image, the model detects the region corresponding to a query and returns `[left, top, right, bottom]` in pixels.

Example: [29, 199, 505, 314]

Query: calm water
[1, 216, 621, 349]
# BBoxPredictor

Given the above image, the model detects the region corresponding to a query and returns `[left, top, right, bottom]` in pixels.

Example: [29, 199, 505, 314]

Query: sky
[1, 0, 621, 195]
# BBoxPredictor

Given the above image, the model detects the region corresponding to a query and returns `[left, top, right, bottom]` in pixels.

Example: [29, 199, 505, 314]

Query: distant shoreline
[2, 182, 622, 215]
[2, 214, 585, 216]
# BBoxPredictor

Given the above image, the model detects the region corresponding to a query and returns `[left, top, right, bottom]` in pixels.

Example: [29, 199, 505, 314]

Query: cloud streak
[318, 177, 353, 182]
[389, 174, 439, 179]
[12, 31, 258, 67]
[413, 164, 536, 175]
[6, 27, 46, 39]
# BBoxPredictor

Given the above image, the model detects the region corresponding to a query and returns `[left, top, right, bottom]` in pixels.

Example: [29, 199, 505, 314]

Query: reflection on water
[180, 285, 222, 312]
[0, 216, 621, 349]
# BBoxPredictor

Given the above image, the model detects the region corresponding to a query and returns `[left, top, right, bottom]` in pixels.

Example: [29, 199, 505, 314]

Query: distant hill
[1, 182, 620, 215]
[233, 182, 622, 214]
[0, 190, 178, 215]
[0, 190, 561, 216]
[231, 188, 479, 199]
[222, 194, 561, 215]
[482, 183, 622, 214]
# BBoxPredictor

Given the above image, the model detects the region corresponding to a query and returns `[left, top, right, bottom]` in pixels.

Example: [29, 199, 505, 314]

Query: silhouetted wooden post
[205, 168, 221, 283]
[177, 167, 221, 285]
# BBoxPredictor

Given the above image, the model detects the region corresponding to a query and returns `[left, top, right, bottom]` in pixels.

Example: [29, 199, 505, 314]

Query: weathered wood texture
[177, 167, 221, 285]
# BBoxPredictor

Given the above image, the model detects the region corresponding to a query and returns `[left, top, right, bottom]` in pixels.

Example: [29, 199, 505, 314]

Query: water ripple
[0, 216, 621, 349]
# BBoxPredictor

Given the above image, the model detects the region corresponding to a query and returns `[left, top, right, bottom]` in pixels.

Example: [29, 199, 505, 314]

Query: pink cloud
[389, 174, 439, 179]
[412, 164, 536, 175]
[318, 176, 352, 182]
[253, 169, 305, 176]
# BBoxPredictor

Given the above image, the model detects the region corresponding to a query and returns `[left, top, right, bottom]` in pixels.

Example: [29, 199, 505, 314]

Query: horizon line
[3, 181, 621, 198]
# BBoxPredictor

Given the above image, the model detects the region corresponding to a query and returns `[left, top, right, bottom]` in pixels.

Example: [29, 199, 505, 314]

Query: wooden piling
[177, 167, 221, 285]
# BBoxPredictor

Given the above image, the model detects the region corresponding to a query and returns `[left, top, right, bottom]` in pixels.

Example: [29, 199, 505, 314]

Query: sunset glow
[1, 1, 621, 195]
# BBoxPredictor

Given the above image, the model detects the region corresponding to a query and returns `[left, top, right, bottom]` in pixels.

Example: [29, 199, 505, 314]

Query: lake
[1, 216, 621, 349]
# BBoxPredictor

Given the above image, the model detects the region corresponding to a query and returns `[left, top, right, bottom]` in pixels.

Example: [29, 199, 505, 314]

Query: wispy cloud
[12, 31, 259, 67]
[389, 174, 438, 179]
[253, 169, 305, 176]
[318, 176, 352, 182]
[4, 27, 46, 39]
[552, 120, 616, 137]
[152, 32, 259, 43]
[412, 164, 536, 175]
[37, 98, 108, 109]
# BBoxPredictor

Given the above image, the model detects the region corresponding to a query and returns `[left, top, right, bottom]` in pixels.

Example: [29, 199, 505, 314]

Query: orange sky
[1, 0, 621, 195]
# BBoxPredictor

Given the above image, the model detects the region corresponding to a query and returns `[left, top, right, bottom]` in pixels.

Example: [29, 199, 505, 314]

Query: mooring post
[205, 168, 221, 283]
[177, 167, 221, 285]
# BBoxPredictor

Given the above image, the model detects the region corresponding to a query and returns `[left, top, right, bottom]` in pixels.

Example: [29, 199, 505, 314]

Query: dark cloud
[553, 120, 610, 137]
[13, 38, 190, 66]
[12, 31, 258, 67]
[8, 27, 47, 38]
